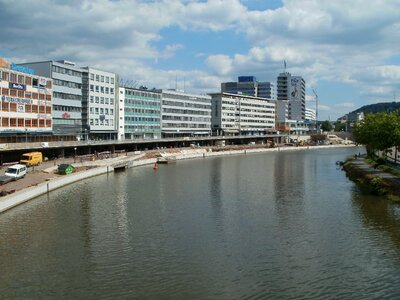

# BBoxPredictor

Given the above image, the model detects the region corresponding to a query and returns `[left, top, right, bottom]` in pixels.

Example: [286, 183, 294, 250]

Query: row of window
[125, 90, 161, 99]
[53, 92, 82, 101]
[163, 100, 211, 110]
[162, 115, 211, 122]
[1, 117, 51, 127]
[162, 108, 211, 116]
[162, 123, 210, 129]
[1, 102, 51, 113]
[89, 85, 114, 95]
[1, 71, 52, 89]
[125, 108, 160, 115]
[90, 73, 115, 84]
[125, 125, 161, 131]
[125, 117, 160, 123]
[52, 65, 82, 77]
[53, 105, 82, 112]
[163, 93, 210, 103]
[125, 99, 160, 107]
[89, 107, 114, 115]
[53, 79, 81, 89]
[89, 96, 114, 105]
[1, 88, 51, 100]
[89, 118, 114, 126]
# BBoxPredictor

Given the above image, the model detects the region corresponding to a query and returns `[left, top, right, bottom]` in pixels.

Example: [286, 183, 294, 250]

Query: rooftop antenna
[312, 88, 319, 133]
[284, 60, 287, 73]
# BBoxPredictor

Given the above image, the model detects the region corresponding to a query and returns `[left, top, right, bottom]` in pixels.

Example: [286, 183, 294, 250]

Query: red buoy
[153, 163, 158, 170]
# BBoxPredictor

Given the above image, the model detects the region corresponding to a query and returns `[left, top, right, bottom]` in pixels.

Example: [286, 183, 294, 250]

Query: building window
[95, 107, 99, 114]
[95, 86, 99, 92]
[90, 96, 94, 103]
[96, 75, 99, 82]
[90, 73, 94, 80]
[101, 76, 104, 82]
[90, 119, 94, 125]
[105, 87, 109, 94]
[106, 77, 109, 83]
[90, 84, 94, 92]
[111, 78, 114, 84]
[110, 109, 114, 115]
[95, 96, 99, 103]
[110, 98, 114, 105]
[105, 97, 109, 104]
[101, 86, 104, 94]
[100, 97, 104, 104]
[90, 107, 94, 114]
[110, 88, 114, 95]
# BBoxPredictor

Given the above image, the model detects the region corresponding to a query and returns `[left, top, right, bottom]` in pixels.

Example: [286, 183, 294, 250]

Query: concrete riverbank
[0, 144, 355, 214]
[343, 157, 400, 199]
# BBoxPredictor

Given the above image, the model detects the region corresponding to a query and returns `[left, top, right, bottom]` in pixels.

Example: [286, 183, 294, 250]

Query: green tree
[353, 110, 400, 157]
[334, 122, 346, 132]
[320, 120, 333, 132]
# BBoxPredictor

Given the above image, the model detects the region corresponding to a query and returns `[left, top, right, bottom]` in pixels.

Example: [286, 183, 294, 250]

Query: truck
[20, 152, 43, 166]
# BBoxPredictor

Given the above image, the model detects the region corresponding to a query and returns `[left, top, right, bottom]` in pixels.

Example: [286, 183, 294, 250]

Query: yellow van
[20, 152, 43, 166]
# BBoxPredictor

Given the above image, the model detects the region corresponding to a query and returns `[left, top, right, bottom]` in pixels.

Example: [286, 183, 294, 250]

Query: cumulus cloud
[0, 0, 399, 116]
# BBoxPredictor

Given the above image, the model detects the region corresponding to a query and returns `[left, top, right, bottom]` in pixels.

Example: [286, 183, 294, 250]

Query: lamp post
[74, 147, 77, 163]
[25, 128, 28, 144]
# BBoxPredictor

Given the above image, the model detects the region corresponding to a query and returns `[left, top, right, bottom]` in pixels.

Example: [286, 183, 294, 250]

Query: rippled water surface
[2, 147, 400, 299]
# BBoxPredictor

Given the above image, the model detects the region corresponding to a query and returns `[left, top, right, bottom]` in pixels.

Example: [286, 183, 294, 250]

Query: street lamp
[74, 147, 77, 163]
[25, 128, 28, 144]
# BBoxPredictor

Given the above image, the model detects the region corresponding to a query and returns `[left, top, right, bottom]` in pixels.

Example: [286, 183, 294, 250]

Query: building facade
[277, 72, 306, 121]
[221, 76, 274, 99]
[0, 64, 52, 139]
[161, 90, 211, 137]
[82, 67, 117, 140]
[20, 60, 83, 136]
[210, 93, 276, 136]
[123, 87, 161, 140]
[305, 108, 316, 122]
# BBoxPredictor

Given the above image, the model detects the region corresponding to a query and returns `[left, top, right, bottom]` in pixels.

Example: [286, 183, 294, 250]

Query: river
[2, 147, 400, 299]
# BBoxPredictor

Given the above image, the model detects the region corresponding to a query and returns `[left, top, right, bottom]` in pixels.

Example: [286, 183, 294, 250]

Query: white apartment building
[210, 93, 276, 136]
[161, 90, 211, 137]
[82, 67, 117, 140]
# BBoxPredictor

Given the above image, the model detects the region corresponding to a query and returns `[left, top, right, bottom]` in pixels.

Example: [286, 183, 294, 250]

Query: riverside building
[20, 60, 83, 137]
[161, 90, 211, 137]
[277, 72, 306, 121]
[210, 93, 276, 136]
[221, 76, 275, 99]
[122, 87, 161, 140]
[81, 67, 117, 140]
[0, 61, 52, 142]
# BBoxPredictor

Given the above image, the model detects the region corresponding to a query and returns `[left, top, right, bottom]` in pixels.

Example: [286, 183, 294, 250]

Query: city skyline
[0, 0, 399, 120]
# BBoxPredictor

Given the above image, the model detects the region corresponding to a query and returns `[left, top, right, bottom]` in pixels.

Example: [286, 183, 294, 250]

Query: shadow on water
[351, 189, 400, 253]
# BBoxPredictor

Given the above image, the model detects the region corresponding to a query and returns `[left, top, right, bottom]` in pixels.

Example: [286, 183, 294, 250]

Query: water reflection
[2, 147, 400, 299]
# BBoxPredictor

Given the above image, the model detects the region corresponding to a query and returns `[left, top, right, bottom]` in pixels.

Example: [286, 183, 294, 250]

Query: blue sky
[0, 0, 399, 120]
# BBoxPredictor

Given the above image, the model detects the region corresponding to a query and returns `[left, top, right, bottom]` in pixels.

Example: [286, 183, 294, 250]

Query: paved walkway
[350, 158, 400, 185]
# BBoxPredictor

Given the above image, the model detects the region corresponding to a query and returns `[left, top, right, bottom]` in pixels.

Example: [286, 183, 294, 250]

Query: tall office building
[221, 76, 274, 99]
[277, 72, 305, 121]
[81, 67, 117, 140]
[20, 60, 84, 136]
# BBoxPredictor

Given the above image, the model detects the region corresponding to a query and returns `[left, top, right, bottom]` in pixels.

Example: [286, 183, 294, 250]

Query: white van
[5, 164, 27, 180]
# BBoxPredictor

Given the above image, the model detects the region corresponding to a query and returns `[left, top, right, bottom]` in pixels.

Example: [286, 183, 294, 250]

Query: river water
[2, 147, 400, 299]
